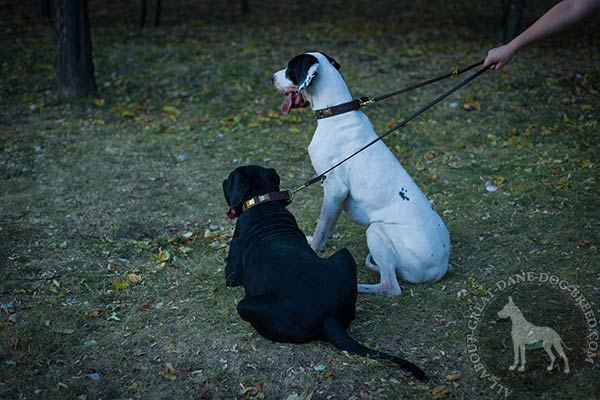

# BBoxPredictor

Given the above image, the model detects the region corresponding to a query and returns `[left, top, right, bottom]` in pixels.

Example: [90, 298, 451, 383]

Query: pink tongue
[280, 93, 293, 115]
[226, 207, 237, 219]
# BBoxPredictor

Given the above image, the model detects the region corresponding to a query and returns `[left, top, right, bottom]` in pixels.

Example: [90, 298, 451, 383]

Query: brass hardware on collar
[241, 190, 294, 213]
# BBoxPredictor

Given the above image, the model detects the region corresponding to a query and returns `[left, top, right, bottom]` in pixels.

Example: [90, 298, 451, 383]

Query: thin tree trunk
[38, 0, 52, 18]
[139, 0, 147, 30]
[56, 0, 97, 99]
[241, 0, 249, 14]
[154, 0, 161, 26]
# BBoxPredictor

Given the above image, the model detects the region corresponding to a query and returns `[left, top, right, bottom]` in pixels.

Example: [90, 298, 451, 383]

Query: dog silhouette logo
[497, 296, 571, 373]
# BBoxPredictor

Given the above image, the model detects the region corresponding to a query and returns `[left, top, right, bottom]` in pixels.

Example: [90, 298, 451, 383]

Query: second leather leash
[292, 62, 491, 195]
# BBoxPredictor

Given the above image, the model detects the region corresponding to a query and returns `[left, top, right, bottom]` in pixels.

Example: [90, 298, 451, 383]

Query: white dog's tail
[365, 253, 378, 272]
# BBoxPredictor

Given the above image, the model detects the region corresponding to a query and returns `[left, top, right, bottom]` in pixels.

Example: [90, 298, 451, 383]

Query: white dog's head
[271, 52, 341, 115]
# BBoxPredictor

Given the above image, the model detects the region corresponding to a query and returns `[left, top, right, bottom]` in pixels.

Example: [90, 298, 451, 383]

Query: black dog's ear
[286, 54, 319, 92]
[223, 169, 250, 210]
[266, 168, 280, 189]
[320, 52, 341, 70]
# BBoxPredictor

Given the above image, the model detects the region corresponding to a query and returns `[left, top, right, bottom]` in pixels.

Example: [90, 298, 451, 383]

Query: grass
[1, 0, 598, 399]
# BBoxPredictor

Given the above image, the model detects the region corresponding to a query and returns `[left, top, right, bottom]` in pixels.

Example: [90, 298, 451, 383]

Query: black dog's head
[271, 52, 341, 115]
[223, 165, 281, 219]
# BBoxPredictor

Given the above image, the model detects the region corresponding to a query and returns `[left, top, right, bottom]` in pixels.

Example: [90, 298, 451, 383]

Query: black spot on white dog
[399, 188, 410, 201]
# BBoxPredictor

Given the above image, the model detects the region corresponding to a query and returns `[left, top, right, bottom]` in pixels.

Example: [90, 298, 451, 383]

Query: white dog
[271, 52, 450, 295]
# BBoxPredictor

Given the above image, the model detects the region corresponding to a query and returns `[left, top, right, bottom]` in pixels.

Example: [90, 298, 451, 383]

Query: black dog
[222, 165, 425, 380]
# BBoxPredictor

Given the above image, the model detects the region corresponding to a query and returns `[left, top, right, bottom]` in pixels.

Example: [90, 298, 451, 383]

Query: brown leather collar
[241, 190, 293, 213]
[314, 96, 374, 119]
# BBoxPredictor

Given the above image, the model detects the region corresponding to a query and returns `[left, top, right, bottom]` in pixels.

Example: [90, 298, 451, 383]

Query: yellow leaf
[162, 106, 180, 116]
[166, 363, 176, 375]
[156, 248, 171, 262]
[462, 96, 480, 111]
[111, 279, 129, 290]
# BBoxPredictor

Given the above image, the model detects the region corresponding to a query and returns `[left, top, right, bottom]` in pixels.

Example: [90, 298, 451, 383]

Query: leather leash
[314, 60, 485, 120]
[292, 62, 491, 195]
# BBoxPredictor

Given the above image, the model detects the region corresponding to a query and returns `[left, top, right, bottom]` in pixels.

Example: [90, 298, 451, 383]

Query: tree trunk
[139, 0, 147, 29]
[241, 0, 249, 13]
[501, 0, 525, 42]
[56, 0, 96, 99]
[154, 0, 161, 26]
[38, 0, 52, 18]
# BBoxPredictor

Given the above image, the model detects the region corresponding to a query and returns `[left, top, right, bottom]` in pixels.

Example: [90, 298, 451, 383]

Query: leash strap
[294, 64, 491, 193]
[314, 60, 484, 120]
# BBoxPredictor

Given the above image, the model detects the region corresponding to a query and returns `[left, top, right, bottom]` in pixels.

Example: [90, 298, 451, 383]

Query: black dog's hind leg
[237, 293, 314, 343]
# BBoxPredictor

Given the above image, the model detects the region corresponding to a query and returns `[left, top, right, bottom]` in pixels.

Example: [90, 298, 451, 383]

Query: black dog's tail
[322, 318, 426, 380]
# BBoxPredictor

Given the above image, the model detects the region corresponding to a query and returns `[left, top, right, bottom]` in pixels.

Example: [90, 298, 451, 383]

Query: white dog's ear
[508, 296, 513, 304]
[297, 63, 319, 92]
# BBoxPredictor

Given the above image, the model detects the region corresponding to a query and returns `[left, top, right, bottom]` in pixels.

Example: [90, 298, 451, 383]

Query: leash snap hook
[358, 96, 375, 107]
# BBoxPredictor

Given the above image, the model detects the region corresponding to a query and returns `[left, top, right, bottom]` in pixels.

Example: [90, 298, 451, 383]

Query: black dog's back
[223, 165, 425, 380]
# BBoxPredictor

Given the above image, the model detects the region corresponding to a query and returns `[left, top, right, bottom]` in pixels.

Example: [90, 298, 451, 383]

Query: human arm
[484, 0, 600, 70]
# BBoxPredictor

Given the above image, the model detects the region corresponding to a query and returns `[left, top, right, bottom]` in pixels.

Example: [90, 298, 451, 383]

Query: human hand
[484, 43, 517, 71]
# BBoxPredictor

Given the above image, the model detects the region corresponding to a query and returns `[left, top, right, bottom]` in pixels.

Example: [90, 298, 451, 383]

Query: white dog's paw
[358, 283, 402, 296]
[306, 235, 313, 245]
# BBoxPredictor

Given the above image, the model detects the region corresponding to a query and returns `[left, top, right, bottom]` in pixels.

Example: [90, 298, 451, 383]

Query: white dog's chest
[309, 121, 435, 225]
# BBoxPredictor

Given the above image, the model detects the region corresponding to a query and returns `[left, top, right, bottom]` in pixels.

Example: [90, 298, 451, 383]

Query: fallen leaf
[431, 385, 449, 398]
[446, 373, 461, 382]
[127, 273, 142, 284]
[195, 387, 212, 399]
[111, 279, 129, 290]
[424, 150, 437, 160]
[462, 97, 480, 111]
[53, 328, 75, 334]
[155, 248, 171, 262]
[139, 300, 155, 310]
[90, 309, 110, 318]
[107, 312, 121, 321]
[166, 363, 176, 374]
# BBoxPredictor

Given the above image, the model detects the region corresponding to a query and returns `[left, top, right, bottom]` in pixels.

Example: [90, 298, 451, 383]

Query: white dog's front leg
[310, 184, 346, 253]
